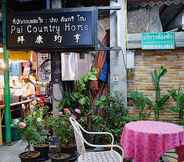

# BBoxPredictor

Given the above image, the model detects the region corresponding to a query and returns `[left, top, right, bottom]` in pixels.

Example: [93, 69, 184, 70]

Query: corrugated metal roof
[128, 0, 184, 7]
[129, 0, 159, 2]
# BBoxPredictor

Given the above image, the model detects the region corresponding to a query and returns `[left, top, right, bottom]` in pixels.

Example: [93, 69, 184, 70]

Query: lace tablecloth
[120, 121, 184, 162]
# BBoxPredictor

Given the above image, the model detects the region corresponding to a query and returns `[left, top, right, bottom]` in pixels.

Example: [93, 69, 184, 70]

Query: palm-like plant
[129, 91, 152, 120]
[169, 88, 184, 121]
[151, 66, 169, 120]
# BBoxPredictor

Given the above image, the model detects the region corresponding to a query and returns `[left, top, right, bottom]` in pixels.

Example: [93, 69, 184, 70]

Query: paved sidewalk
[0, 141, 177, 162]
[0, 141, 50, 162]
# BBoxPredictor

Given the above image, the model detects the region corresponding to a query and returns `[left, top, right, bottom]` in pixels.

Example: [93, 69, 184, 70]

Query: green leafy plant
[28, 99, 49, 145]
[16, 115, 41, 154]
[73, 68, 97, 113]
[65, 68, 98, 130]
[94, 93, 135, 143]
[129, 91, 152, 120]
[16, 100, 50, 149]
[30, 106, 49, 146]
[58, 69, 132, 144]
[59, 68, 97, 116]
[106, 93, 136, 142]
[96, 96, 109, 110]
[151, 66, 170, 120]
[169, 88, 184, 122]
[58, 91, 77, 110]
[47, 112, 74, 154]
[128, 66, 169, 121]
[91, 114, 106, 132]
[48, 69, 97, 153]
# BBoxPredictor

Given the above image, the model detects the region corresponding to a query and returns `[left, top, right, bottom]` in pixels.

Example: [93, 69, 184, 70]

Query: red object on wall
[176, 146, 184, 162]
[0, 100, 4, 105]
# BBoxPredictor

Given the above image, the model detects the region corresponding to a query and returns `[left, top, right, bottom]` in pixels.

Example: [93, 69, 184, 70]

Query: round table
[120, 121, 184, 162]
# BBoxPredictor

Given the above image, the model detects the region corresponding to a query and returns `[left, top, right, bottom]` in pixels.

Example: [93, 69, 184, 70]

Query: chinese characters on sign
[141, 32, 175, 50]
[8, 8, 97, 50]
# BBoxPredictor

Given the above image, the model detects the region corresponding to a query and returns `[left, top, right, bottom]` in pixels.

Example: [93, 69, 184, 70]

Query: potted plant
[30, 104, 50, 161]
[16, 115, 40, 162]
[15, 99, 50, 162]
[47, 110, 76, 162]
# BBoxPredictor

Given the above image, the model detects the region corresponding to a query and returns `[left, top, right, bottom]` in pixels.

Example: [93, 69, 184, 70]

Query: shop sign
[141, 32, 175, 50]
[7, 7, 97, 51]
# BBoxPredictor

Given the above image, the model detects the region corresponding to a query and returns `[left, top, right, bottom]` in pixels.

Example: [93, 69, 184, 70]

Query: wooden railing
[0, 98, 33, 145]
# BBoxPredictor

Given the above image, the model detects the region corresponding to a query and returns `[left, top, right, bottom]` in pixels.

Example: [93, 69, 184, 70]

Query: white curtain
[61, 53, 93, 81]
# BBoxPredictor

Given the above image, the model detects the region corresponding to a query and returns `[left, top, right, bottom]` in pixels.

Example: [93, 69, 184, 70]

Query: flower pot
[34, 144, 49, 161]
[60, 144, 78, 162]
[60, 144, 76, 154]
[49, 153, 70, 162]
[19, 151, 40, 162]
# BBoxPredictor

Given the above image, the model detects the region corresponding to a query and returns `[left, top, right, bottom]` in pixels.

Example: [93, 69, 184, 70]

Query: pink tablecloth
[120, 121, 184, 162]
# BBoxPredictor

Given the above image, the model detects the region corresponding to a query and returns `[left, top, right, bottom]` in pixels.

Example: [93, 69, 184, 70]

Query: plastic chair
[69, 117, 124, 162]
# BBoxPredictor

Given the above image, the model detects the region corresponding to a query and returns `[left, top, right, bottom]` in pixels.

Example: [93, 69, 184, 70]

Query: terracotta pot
[19, 151, 40, 162]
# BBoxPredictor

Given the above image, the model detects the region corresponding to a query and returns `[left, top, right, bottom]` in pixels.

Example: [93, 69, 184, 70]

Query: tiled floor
[162, 153, 177, 162]
[0, 141, 178, 162]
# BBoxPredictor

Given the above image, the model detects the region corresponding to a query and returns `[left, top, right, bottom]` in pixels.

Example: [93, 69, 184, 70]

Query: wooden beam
[0, 99, 33, 109]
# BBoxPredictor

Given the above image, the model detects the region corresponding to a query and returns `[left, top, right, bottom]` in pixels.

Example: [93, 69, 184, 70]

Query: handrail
[0, 99, 33, 109]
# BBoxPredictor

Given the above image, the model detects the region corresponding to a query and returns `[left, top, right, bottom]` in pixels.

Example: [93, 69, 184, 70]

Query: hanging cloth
[61, 53, 78, 81]
[99, 50, 110, 82]
[90, 32, 109, 96]
[10, 61, 22, 76]
[94, 34, 108, 77]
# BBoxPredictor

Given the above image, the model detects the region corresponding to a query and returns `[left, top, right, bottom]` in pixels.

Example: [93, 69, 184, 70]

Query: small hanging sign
[7, 7, 97, 51]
